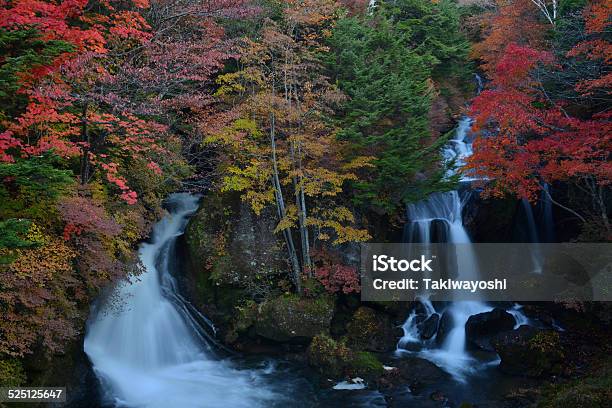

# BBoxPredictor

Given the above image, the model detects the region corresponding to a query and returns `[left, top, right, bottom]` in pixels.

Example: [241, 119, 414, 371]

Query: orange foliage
[1, 237, 79, 356]
[472, 0, 547, 75]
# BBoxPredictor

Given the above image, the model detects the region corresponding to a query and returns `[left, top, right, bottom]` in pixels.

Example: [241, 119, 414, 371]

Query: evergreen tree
[328, 0, 471, 213]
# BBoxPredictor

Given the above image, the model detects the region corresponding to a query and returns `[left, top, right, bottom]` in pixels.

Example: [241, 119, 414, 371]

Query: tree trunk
[596, 184, 610, 233]
[270, 112, 302, 292]
[295, 141, 311, 275]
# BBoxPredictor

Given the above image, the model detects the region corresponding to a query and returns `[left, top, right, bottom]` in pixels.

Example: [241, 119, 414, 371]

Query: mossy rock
[224, 300, 259, 344]
[0, 358, 26, 386]
[183, 192, 286, 323]
[493, 326, 564, 377]
[255, 295, 335, 342]
[349, 351, 385, 380]
[346, 307, 397, 352]
[307, 334, 352, 378]
[306, 335, 384, 381]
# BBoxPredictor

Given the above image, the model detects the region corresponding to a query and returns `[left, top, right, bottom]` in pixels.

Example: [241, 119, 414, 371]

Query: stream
[82, 120, 549, 407]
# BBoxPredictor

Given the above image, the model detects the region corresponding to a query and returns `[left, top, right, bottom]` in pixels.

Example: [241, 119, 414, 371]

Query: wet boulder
[254, 295, 334, 343]
[492, 325, 564, 377]
[435, 311, 454, 345]
[346, 307, 398, 352]
[417, 313, 440, 340]
[395, 356, 449, 394]
[411, 301, 430, 316]
[465, 308, 516, 351]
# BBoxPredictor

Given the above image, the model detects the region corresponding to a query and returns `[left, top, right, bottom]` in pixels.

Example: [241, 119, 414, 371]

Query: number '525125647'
[0, 387, 66, 402]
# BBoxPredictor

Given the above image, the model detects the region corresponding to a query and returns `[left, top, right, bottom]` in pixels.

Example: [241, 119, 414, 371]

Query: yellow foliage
[214, 72, 246, 96]
[10, 237, 76, 284]
[342, 155, 375, 170]
[274, 204, 298, 233]
[25, 223, 46, 246]
[244, 189, 275, 215]
[89, 181, 109, 203]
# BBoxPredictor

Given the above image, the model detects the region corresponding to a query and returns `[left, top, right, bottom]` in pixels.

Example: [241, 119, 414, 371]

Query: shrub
[314, 264, 360, 294]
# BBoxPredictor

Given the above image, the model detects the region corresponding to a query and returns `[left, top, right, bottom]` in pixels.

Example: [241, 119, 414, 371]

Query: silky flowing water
[82, 121, 549, 406]
[85, 194, 280, 408]
[397, 117, 529, 382]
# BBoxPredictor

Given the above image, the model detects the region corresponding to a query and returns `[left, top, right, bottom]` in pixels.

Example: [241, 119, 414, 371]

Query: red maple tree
[468, 0, 611, 235]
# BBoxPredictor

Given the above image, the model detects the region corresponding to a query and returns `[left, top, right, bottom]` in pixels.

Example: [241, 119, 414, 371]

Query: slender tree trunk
[283, 48, 311, 275]
[288, 74, 312, 275]
[299, 181, 311, 275]
[295, 139, 311, 275]
[292, 153, 311, 276]
[542, 185, 587, 224]
[270, 112, 302, 292]
[596, 184, 610, 233]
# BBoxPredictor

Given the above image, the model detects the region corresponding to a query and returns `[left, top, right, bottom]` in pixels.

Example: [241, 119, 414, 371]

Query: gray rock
[435, 310, 454, 345]
[418, 313, 440, 340]
[465, 308, 516, 351]
[396, 357, 449, 384]
[254, 295, 335, 343]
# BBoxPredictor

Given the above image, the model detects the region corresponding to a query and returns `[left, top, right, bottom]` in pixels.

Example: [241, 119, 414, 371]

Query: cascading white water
[84, 193, 275, 408]
[520, 198, 549, 273]
[398, 115, 538, 381]
[397, 118, 504, 381]
[521, 198, 540, 243]
[541, 183, 555, 242]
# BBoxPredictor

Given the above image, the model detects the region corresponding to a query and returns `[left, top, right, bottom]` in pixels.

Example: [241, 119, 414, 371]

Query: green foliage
[0, 154, 73, 199]
[328, 0, 470, 212]
[0, 219, 38, 263]
[0, 358, 26, 386]
[351, 351, 385, 379]
[0, 28, 73, 119]
[0, 219, 34, 250]
[0, 154, 74, 221]
[382, 0, 472, 80]
[538, 358, 612, 408]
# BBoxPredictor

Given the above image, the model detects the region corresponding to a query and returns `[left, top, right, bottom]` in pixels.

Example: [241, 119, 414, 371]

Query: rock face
[492, 325, 564, 377]
[418, 313, 440, 340]
[254, 295, 334, 343]
[346, 307, 398, 352]
[465, 308, 516, 351]
[182, 192, 286, 327]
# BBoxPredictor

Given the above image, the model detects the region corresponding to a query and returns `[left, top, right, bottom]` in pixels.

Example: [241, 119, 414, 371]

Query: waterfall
[475, 73, 484, 94]
[521, 198, 540, 243]
[540, 183, 555, 242]
[519, 198, 546, 273]
[397, 118, 491, 381]
[399, 188, 490, 381]
[84, 193, 275, 408]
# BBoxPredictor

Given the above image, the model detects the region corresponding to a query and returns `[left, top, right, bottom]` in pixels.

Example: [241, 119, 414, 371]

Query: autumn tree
[468, 0, 611, 239]
[206, 0, 371, 292]
[471, 0, 549, 75]
[0, 0, 240, 360]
